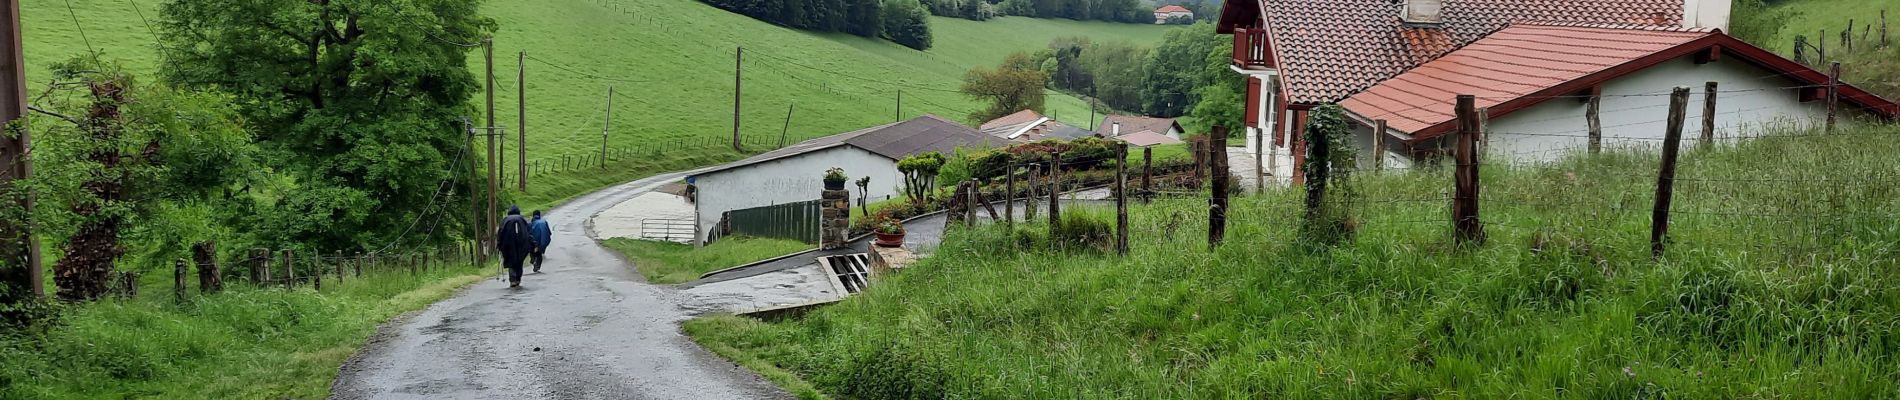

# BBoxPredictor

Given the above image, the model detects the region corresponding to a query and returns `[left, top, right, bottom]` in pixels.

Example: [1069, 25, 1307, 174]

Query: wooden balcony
[1231, 28, 1272, 69]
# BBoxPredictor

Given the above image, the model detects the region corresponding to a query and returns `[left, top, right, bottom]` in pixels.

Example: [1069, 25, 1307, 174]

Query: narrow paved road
[331, 171, 788, 400]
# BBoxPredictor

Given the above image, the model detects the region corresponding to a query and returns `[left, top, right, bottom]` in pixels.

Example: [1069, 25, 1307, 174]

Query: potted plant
[824, 167, 848, 190]
[874, 217, 906, 247]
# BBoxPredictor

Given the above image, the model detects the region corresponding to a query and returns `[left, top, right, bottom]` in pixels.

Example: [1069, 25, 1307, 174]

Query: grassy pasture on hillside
[19, 0, 1171, 210]
[691, 124, 1900, 398]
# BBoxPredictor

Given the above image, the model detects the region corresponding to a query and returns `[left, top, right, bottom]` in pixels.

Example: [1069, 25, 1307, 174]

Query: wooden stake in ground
[1025, 164, 1038, 220]
[1586, 91, 1603, 154]
[1004, 164, 1015, 225]
[252, 248, 269, 284]
[174, 259, 187, 302]
[1651, 87, 1691, 259]
[1141, 147, 1153, 204]
[1827, 62, 1840, 132]
[1453, 95, 1485, 245]
[779, 101, 794, 148]
[1049, 153, 1063, 224]
[1116, 143, 1129, 255]
[1701, 81, 1718, 149]
[282, 250, 295, 289]
[1209, 126, 1230, 250]
[334, 250, 345, 286]
[1372, 119, 1387, 172]
[193, 241, 222, 293]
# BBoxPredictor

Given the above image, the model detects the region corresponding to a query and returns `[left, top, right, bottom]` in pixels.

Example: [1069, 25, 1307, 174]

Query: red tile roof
[1097, 115, 1182, 136]
[1342, 25, 1900, 140]
[1156, 5, 1193, 14]
[1222, 0, 1691, 103]
[1343, 25, 1708, 135]
[980, 109, 1045, 131]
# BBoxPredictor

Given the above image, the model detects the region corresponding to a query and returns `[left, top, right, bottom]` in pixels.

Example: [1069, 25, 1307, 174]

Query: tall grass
[688, 124, 1900, 398]
[0, 266, 487, 399]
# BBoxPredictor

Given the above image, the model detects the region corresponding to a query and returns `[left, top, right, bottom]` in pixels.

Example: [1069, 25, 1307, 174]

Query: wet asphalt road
[330, 171, 788, 400]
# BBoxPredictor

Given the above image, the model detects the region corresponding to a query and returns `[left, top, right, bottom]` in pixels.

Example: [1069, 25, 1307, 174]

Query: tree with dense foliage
[30, 59, 256, 301]
[896, 152, 946, 204]
[844, 0, 883, 37]
[962, 52, 1049, 122]
[1141, 22, 1217, 117]
[157, 0, 494, 253]
[1182, 25, 1248, 134]
[881, 0, 935, 50]
[1727, 0, 1797, 48]
[1299, 104, 1357, 248]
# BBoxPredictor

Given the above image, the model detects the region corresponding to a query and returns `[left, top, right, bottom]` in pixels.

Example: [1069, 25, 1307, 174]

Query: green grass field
[689, 124, 1900, 398]
[601, 236, 812, 284]
[0, 262, 489, 398]
[1764, 0, 1891, 53]
[20, 0, 1173, 209]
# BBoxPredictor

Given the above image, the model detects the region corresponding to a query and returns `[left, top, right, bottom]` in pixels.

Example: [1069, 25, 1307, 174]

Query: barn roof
[1155, 5, 1193, 13]
[691, 115, 1000, 178]
[1097, 115, 1181, 136]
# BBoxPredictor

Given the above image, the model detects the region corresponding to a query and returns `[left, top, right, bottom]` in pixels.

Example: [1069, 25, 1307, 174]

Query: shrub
[880, 0, 933, 50]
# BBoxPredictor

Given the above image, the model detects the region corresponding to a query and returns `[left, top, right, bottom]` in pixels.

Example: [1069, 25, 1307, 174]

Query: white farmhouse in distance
[686, 115, 999, 245]
[1154, 5, 1194, 24]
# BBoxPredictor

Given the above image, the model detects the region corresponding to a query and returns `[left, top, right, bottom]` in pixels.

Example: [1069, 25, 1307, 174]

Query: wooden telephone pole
[732, 47, 744, 152]
[1, 0, 40, 299]
[483, 38, 498, 257]
[517, 51, 527, 191]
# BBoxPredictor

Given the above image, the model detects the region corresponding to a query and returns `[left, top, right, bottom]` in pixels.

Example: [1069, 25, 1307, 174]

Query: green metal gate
[720, 200, 821, 244]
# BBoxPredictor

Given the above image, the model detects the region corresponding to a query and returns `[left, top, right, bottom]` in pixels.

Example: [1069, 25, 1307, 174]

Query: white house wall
[692, 146, 903, 243]
[1483, 56, 1836, 164]
[1245, 74, 1296, 186]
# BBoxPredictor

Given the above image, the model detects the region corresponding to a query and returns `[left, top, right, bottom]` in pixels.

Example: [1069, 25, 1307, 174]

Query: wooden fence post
[193, 241, 222, 293]
[1141, 147, 1153, 204]
[1209, 126, 1230, 249]
[355, 252, 364, 278]
[1025, 164, 1039, 220]
[1453, 95, 1485, 245]
[975, 180, 999, 221]
[1701, 81, 1718, 149]
[253, 248, 269, 284]
[174, 259, 188, 302]
[1652, 87, 1691, 259]
[1004, 162, 1015, 226]
[1586, 91, 1603, 154]
[1048, 152, 1062, 224]
[334, 250, 345, 286]
[1116, 143, 1130, 255]
[1253, 127, 1265, 193]
[1373, 119, 1387, 172]
[1826, 62, 1840, 132]
[284, 250, 298, 289]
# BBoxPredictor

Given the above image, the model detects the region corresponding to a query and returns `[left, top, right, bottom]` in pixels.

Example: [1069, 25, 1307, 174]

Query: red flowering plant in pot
[873, 217, 906, 247]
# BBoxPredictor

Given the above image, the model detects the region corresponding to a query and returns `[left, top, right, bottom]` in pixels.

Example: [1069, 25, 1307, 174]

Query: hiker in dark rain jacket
[496, 206, 536, 287]
[529, 210, 552, 272]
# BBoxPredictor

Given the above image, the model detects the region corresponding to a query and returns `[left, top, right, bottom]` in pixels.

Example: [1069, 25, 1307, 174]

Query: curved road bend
[331, 171, 789, 400]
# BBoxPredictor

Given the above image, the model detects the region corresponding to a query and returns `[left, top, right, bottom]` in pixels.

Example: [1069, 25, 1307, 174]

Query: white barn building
[686, 115, 999, 244]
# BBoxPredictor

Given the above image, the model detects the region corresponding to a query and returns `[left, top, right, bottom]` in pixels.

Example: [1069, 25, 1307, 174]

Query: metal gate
[718, 200, 821, 244]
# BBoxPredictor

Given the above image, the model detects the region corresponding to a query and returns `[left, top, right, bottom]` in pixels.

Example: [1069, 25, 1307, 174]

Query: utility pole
[779, 101, 795, 148]
[517, 51, 527, 191]
[602, 86, 614, 168]
[732, 46, 744, 152]
[483, 38, 497, 255]
[895, 89, 902, 122]
[464, 119, 485, 265]
[0, 0, 40, 299]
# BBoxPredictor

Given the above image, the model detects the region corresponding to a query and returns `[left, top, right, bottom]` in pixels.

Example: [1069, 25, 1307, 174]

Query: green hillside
[20, 0, 1173, 208]
[1762, 0, 1890, 53]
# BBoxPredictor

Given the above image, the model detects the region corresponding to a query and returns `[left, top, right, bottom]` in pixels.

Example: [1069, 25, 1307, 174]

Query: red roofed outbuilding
[1218, 0, 1897, 184]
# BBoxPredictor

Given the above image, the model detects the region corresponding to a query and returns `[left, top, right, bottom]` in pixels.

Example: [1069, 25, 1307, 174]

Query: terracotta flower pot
[874, 232, 906, 247]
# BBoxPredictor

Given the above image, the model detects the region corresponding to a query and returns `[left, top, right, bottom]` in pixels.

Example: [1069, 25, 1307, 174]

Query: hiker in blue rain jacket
[496, 206, 535, 287]
[529, 210, 553, 272]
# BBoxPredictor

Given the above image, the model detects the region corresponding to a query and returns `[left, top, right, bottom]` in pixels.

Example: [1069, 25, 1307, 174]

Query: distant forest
[697, 0, 1174, 50]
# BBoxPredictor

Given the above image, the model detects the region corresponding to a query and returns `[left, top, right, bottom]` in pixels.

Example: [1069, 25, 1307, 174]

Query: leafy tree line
[993, 0, 1147, 23]
[699, 0, 935, 50]
[2, 0, 496, 304]
[960, 22, 1245, 133]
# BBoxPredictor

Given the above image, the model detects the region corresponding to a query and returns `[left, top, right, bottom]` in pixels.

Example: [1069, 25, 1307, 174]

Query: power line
[63, 0, 96, 57]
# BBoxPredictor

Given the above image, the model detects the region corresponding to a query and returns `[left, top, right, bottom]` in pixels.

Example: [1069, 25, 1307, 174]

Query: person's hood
[507, 205, 521, 215]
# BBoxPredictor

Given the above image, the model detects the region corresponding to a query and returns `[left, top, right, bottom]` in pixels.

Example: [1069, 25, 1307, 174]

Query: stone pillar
[821, 187, 851, 250]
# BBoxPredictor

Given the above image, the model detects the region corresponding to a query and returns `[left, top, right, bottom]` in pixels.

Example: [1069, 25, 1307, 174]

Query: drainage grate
[820, 254, 872, 294]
